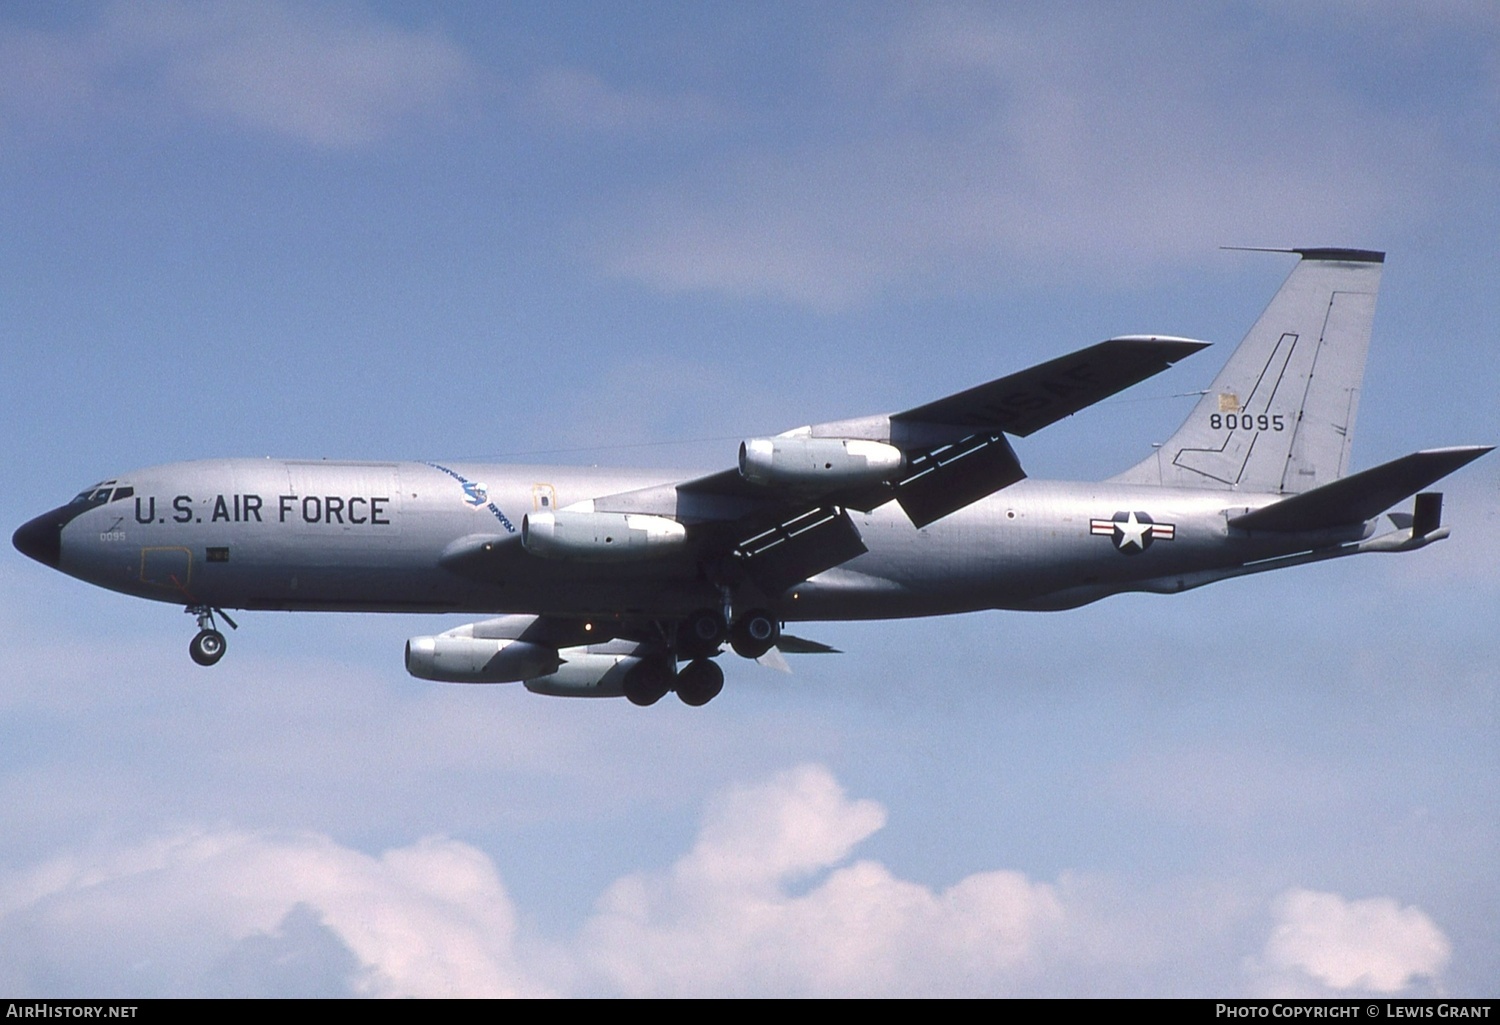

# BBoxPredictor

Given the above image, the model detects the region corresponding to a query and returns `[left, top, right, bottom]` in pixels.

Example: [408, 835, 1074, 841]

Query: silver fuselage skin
[43, 457, 1347, 623]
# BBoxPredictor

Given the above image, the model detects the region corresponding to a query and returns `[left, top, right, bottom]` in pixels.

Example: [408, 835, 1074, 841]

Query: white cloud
[579, 764, 1067, 996]
[0, 766, 1076, 998]
[687, 762, 887, 884]
[1256, 888, 1452, 994]
[0, 829, 545, 997]
[0, 764, 1464, 997]
[0, 1, 475, 148]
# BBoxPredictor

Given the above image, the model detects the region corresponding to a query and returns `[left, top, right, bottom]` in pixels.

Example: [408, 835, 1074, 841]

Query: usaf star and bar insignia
[1090, 511, 1176, 554]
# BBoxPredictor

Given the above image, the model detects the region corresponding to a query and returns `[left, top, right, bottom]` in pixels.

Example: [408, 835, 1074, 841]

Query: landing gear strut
[622, 609, 738, 708]
[186, 605, 237, 667]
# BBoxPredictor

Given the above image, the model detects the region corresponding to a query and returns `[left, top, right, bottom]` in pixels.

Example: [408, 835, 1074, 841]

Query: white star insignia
[1115, 511, 1150, 550]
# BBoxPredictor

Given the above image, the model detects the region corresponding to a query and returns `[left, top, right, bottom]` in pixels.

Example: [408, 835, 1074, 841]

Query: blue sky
[2, 0, 1497, 996]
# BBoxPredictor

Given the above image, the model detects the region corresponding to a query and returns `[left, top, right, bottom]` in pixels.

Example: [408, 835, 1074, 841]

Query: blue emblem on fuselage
[461, 480, 488, 506]
[424, 463, 516, 534]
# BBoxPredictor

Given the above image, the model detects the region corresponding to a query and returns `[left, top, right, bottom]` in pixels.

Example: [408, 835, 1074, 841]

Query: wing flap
[736, 505, 868, 594]
[892, 432, 1025, 529]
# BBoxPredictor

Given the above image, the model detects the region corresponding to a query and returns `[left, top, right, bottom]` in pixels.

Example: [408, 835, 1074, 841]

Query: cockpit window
[112, 486, 134, 502]
[69, 480, 117, 505]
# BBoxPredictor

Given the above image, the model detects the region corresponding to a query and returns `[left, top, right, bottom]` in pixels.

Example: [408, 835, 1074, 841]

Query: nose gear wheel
[185, 605, 236, 667]
[190, 629, 226, 666]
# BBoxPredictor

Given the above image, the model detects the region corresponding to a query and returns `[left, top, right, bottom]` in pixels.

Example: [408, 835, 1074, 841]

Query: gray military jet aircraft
[13, 248, 1490, 706]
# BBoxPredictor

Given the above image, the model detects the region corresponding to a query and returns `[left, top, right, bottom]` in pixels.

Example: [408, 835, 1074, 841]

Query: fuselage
[21, 457, 1353, 624]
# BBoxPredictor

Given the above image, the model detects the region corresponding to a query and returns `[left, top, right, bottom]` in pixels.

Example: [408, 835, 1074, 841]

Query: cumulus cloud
[0, 766, 1075, 997]
[579, 764, 1067, 996]
[0, 829, 544, 997]
[0, 765, 1459, 997]
[0, 1, 475, 148]
[1255, 888, 1452, 994]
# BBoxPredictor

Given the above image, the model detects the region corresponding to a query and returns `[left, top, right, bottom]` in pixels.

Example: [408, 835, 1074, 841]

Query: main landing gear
[186, 605, 237, 667]
[729, 609, 778, 659]
[676, 608, 729, 659]
[622, 654, 675, 707]
[678, 606, 780, 660]
[674, 658, 724, 707]
[621, 655, 726, 708]
[624, 606, 779, 707]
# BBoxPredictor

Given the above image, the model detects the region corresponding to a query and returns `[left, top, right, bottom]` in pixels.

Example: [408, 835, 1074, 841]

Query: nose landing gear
[190, 629, 225, 666]
[186, 605, 237, 667]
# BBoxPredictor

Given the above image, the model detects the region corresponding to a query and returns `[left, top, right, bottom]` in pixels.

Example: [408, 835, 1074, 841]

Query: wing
[890, 335, 1210, 438]
[588, 335, 1208, 593]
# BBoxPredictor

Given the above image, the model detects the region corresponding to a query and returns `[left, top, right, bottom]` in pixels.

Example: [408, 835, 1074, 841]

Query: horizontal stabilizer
[1222, 246, 1386, 264]
[893, 336, 1208, 438]
[1228, 446, 1492, 532]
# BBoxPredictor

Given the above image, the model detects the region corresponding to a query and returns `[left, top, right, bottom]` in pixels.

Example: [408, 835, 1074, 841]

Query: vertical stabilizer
[1113, 248, 1384, 494]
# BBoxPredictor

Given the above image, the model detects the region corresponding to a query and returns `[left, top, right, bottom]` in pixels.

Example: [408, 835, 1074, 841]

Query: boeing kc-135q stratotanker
[13, 249, 1490, 706]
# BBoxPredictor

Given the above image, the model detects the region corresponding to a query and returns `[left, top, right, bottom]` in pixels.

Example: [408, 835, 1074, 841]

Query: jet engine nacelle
[521, 509, 687, 561]
[405, 635, 562, 683]
[739, 436, 903, 488]
[522, 653, 639, 698]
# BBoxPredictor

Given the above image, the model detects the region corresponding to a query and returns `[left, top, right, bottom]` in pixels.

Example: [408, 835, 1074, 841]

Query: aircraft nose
[13, 510, 63, 568]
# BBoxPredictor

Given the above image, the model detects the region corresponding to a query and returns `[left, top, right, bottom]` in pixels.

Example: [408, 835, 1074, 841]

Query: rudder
[1114, 248, 1384, 495]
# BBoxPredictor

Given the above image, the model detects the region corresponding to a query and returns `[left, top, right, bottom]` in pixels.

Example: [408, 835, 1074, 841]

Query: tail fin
[1114, 248, 1384, 494]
